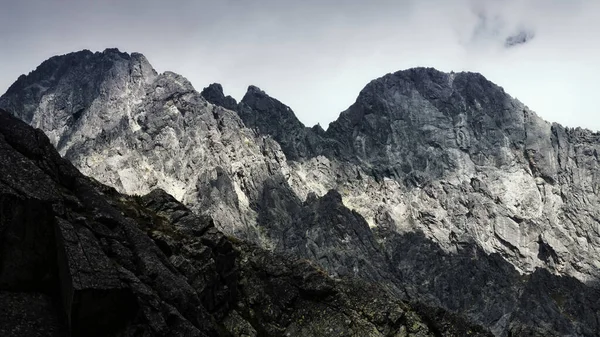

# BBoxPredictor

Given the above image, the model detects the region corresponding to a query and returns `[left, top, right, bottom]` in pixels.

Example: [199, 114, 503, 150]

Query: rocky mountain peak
[4, 49, 93, 98]
[240, 85, 304, 128]
[350, 67, 509, 119]
[0, 48, 157, 154]
[102, 47, 129, 57]
[323, 67, 537, 181]
[244, 84, 264, 95]
[200, 83, 238, 111]
[237, 84, 314, 160]
[152, 71, 196, 97]
[4, 49, 600, 336]
[224, 67, 528, 171]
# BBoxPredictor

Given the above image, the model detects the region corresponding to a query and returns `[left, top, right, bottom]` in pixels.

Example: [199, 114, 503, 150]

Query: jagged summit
[324, 66, 528, 174]
[4, 49, 600, 336]
[244, 84, 265, 96]
[236, 84, 316, 160]
[200, 83, 237, 111]
[155, 71, 197, 93]
[239, 84, 305, 129]
[349, 67, 508, 114]
[6, 48, 145, 93]
[204, 67, 524, 169]
[0, 48, 157, 154]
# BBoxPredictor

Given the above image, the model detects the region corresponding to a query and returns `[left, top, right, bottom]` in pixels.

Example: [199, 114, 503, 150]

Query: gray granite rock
[4, 50, 600, 336]
[0, 108, 488, 336]
[200, 83, 238, 111]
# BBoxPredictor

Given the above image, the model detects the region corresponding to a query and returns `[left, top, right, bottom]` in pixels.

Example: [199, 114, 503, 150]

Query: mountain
[0, 108, 492, 336]
[2, 48, 600, 336]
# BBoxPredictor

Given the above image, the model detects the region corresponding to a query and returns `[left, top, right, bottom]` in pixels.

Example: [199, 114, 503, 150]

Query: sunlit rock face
[2, 109, 491, 337]
[0, 49, 291, 245]
[236, 67, 600, 283]
[3, 49, 600, 336]
[1, 49, 156, 154]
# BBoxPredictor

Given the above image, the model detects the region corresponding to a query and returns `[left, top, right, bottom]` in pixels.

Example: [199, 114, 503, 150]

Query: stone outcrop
[0, 108, 490, 336]
[0, 108, 224, 336]
[234, 68, 600, 279]
[1, 49, 156, 154]
[1, 49, 291, 244]
[200, 83, 238, 111]
[237, 85, 326, 161]
[3, 49, 600, 335]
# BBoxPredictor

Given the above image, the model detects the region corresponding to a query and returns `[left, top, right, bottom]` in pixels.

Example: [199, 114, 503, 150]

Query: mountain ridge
[3, 48, 600, 336]
[0, 107, 495, 336]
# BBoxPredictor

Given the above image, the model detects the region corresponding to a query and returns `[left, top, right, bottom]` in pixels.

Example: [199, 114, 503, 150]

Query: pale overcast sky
[1, 0, 598, 130]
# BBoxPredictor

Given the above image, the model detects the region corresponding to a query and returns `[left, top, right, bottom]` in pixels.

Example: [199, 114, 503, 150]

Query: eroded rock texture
[3, 49, 600, 335]
[0, 108, 490, 336]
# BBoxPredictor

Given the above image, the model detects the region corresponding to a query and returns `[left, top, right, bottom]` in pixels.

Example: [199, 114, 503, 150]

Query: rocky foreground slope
[2, 49, 600, 336]
[0, 108, 491, 336]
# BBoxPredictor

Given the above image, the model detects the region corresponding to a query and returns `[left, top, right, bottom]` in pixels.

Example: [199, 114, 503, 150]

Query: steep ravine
[2, 48, 600, 335]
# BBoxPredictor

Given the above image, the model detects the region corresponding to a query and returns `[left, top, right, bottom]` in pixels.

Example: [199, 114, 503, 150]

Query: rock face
[1, 49, 156, 153]
[200, 83, 238, 111]
[3, 49, 600, 336]
[1, 49, 291, 245]
[0, 107, 226, 336]
[0, 108, 491, 336]
[237, 85, 326, 161]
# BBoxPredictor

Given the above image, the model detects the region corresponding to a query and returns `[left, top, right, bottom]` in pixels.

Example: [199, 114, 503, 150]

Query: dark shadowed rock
[238, 85, 326, 160]
[0, 292, 65, 337]
[233, 242, 493, 337]
[200, 83, 238, 111]
[377, 228, 600, 336]
[0, 108, 221, 336]
[0, 107, 493, 336]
